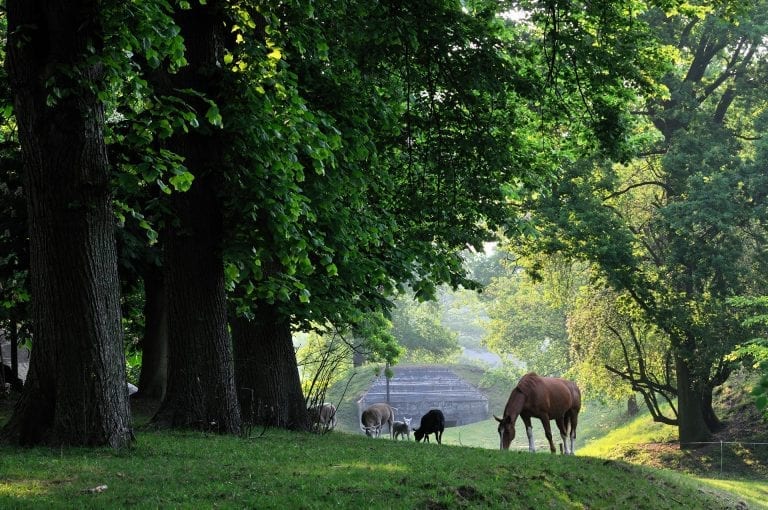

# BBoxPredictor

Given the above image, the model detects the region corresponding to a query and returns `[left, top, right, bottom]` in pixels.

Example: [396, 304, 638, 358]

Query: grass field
[0, 427, 754, 509]
[2, 365, 767, 508]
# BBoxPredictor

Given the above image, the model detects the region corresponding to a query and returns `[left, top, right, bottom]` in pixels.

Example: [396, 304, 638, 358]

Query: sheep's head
[360, 424, 381, 437]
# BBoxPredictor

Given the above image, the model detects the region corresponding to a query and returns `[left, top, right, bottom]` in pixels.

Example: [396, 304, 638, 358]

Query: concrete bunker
[357, 365, 488, 429]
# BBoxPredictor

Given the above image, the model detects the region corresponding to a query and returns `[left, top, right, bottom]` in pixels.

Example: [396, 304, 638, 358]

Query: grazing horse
[494, 373, 581, 455]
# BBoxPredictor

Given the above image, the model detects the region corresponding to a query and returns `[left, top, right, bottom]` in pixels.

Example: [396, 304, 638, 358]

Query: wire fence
[504, 439, 768, 479]
[602, 440, 768, 479]
[678, 441, 768, 478]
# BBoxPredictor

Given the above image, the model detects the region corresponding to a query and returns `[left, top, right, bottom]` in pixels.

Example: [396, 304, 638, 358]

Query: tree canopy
[1, 0, 767, 447]
[515, 0, 768, 443]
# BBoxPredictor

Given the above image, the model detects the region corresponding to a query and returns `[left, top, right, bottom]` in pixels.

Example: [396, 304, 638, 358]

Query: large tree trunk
[231, 304, 310, 431]
[150, 1, 241, 434]
[1, 0, 132, 447]
[675, 354, 711, 447]
[701, 384, 724, 433]
[136, 264, 168, 400]
[150, 172, 241, 432]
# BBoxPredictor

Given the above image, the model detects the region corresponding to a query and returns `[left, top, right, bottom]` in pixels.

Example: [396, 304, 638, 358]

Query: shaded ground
[607, 379, 768, 480]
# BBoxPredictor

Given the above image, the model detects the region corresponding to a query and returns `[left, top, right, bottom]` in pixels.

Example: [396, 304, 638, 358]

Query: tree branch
[603, 180, 671, 201]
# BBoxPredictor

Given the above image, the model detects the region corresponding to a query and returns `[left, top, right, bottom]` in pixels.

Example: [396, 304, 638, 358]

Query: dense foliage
[0, 0, 767, 448]
[515, 0, 768, 443]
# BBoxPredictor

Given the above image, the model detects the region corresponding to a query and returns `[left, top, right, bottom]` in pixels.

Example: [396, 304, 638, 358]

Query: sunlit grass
[579, 406, 677, 458]
[0, 479, 52, 498]
[2, 368, 764, 507]
[698, 478, 768, 509]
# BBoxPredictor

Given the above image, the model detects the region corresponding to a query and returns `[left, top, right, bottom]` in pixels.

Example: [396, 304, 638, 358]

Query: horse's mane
[515, 372, 541, 398]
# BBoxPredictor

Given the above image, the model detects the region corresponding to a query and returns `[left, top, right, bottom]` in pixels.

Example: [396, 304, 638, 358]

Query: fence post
[720, 441, 723, 477]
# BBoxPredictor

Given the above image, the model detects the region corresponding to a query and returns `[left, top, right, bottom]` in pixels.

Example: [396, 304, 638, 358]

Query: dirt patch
[454, 485, 485, 503]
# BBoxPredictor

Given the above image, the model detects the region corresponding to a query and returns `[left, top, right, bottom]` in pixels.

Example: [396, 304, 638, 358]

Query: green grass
[698, 478, 768, 510]
[578, 398, 768, 509]
[2, 366, 765, 508]
[0, 427, 751, 509]
[578, 407, 678, 459]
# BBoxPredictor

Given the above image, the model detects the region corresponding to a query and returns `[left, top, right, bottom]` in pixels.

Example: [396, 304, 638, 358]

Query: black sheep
[413, 409, 445, 444]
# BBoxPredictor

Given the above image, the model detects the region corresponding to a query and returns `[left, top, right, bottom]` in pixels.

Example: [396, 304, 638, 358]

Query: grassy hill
[0, 424, 752, 509]
[2, 366, 766, 507]
[320, 363, 768, 508]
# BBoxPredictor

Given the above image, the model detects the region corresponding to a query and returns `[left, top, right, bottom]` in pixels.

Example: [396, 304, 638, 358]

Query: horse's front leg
[539, 416, 556, 454]
[521, 415, 535, 452]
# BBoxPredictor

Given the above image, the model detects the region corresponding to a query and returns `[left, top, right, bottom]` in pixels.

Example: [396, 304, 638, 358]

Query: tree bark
[1, 0, 132, 447]
[675, 354, 711, 447]
[136, 264, 168, 400]
[149, 1, 241, 434]
[231, 304, 310, 431]
[150, 172, 241, 432]
[701, 383, 724, 433]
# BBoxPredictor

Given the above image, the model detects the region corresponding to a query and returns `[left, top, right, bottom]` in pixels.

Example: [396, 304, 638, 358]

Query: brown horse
[494, 373, 581, 455]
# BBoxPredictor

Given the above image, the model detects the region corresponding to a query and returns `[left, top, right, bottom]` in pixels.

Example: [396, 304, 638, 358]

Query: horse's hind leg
[568, 411, 579, 455]
[555, 417, 569, 454]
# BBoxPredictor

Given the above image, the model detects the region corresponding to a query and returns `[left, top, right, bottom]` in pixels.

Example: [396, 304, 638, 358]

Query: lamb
[413, 409, 445, 444]
[393, 417, 412, 440]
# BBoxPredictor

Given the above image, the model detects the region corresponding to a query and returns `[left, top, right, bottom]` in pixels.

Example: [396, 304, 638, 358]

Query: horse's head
[494, 414, 515, 450]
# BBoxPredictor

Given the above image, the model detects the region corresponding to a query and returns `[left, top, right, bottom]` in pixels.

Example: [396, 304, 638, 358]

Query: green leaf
[205, 104, 223, 128]
[268, 48, 283, 61]
[169, 171, 195, 192]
